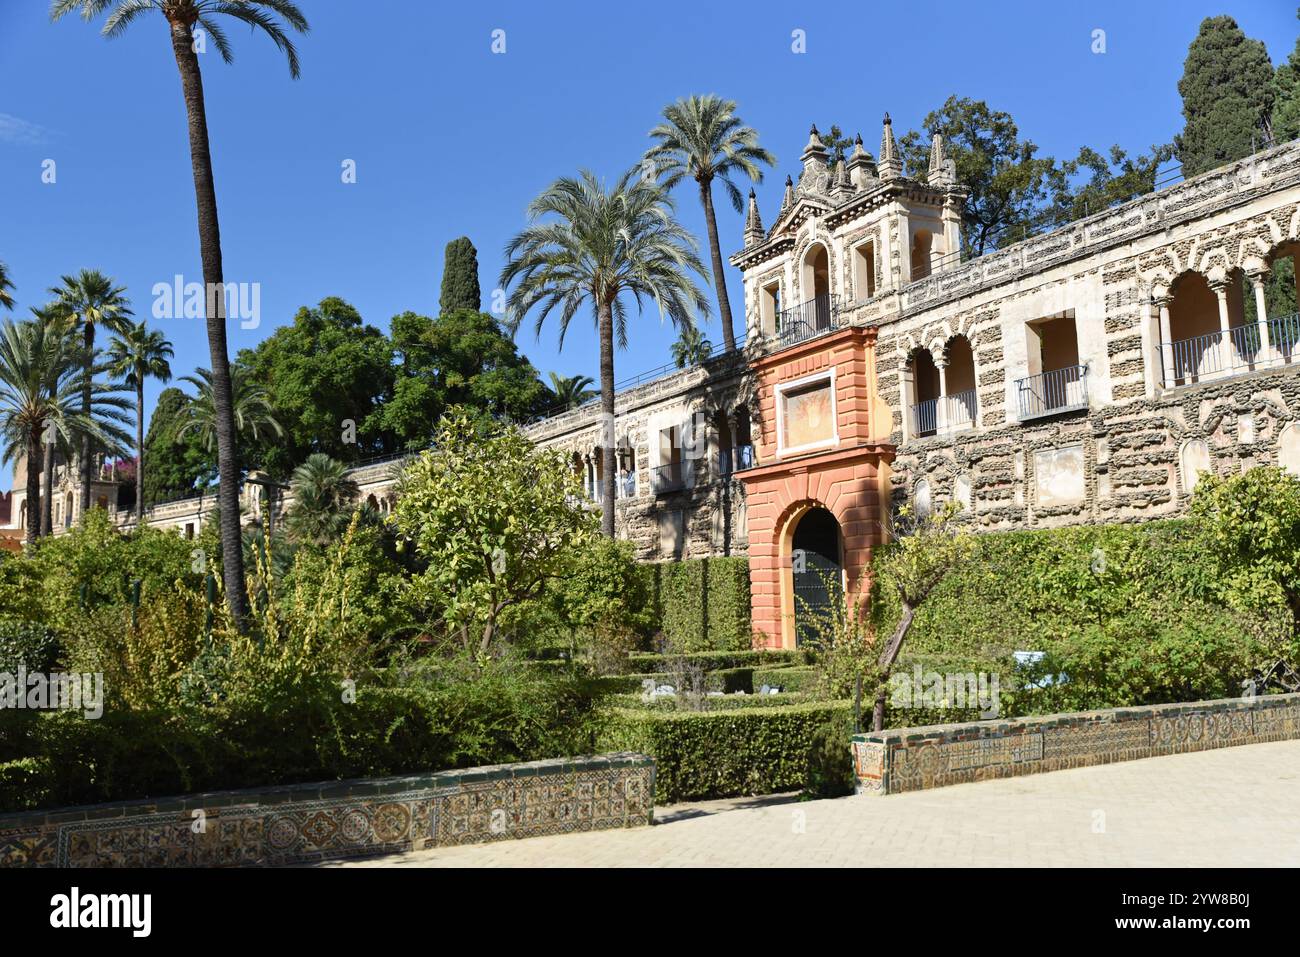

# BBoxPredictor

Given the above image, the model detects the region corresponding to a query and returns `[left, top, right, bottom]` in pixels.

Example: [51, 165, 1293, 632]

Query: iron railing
[776, 294, 842, 348]
[910, 389, 978, 438]
[1160, 314, 1300, 388]
[1016, 365, 1089, 420]
[651, 461, 690, 494]
[716, 444, 755, 477]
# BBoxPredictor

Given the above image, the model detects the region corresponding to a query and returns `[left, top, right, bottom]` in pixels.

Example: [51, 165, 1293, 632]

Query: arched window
[910, 230, 933, 281]
[790, 507, 842, 647]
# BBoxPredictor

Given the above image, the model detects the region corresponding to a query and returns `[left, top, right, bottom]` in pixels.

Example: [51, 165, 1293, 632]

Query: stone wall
[0, 753, 654, 867]
[850, 693, 1300, 796]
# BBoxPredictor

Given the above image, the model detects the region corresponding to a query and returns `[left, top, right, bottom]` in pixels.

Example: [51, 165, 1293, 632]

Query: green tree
[1176, 15, 1276, 177]
[392, 411, 597, 652]
[106, 321, 174, 525]
[0, 261, 13, 311]
[439, 237, 481, 314]
[869, 502, 976, 730]
[1272, 10, 1300, 143]
[646, 94, 771, 351]
[900, 97, 1058, 255]
[53, 0, 311, 629]
[547, 372, 596, 411]
[176, 366, 283, 457]
[141, 386, 215, 505]
[47, 269, 132, 514]
[0, 317, 131, 547]
[502, 169, 709, 536]
[670, 324, 712, 368]
[235, 296, 393, 476]
[284, 453, 359, 546]
[1053, 143, 1175, 223]
[378, 309, 549, 448]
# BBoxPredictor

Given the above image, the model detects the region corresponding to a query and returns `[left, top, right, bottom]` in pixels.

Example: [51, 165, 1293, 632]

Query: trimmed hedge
[638, 557, 751, 652]
[611, 692, 811, 711]
[627, 649, 808, 672]
[753, 665, 819, 693]
[599, 701, 853, 802]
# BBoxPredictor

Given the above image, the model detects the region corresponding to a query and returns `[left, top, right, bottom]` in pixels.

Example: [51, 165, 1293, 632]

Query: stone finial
[744, 187, 765, 246]
[801, 123, 830, 177]
[831, 157, 852, 197]
[780, 173, 795, 213]
[878, 113, 902, 181]
[847, 131, 877, 188]
[927, 131, 957, 188]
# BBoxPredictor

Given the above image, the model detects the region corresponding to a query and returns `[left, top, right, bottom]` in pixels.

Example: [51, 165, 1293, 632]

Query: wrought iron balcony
[1159, 314, 1300, 388]
[910, 389, 978, 438]
[652, 460, 694, 494]
[1016, 365, 1089, 420]
[775, 294, 842, 348]
[716, 444, 755, 477]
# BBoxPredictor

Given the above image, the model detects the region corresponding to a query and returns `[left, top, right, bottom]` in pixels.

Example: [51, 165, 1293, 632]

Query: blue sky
[1, 0, 1297, 487]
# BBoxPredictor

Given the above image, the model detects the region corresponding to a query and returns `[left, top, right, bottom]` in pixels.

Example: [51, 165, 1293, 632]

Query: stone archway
[789, 506, 843, 646]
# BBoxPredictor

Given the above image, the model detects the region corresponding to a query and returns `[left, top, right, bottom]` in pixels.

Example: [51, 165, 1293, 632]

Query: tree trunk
[135, 377, 145, 527]
[872, 601, 916, 732]
[24, 428, 41, 549]
[40, 436, 54, 537]
[699, 180, 735, 352]
[80, 322, 93, 515]
[597, 299, 616, 537]
[170, 19, 249, 627]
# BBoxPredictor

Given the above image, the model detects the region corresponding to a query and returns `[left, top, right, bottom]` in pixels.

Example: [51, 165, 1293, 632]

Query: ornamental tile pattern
[0, 753, 654, 868]
[851, 693, 1300, 795]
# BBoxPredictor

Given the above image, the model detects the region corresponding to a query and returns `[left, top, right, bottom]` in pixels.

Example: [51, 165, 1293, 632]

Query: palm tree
[0, 317, 131, 546]
[284, 453, 359, 545]
[502, 169, 709, 535]
[107, 321, 174, 526]
[48, 269, 132, 515]
[548, 372, 597, 411]
[176, 366, 283, 453]
[670, 325, 713, 369]
[646, 95, 775, 352]
[29, 303, 77, 537]
[53, 0, 310, 627]
[0, 261, 14, 311]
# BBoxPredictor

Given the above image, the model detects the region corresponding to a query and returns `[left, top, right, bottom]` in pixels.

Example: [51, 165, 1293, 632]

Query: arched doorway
[790, 506, 843, 646]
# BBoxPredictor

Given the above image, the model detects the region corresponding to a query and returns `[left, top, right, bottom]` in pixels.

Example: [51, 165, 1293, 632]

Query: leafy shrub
[754, 665, 820, 693]
[599, 701, 852, 803]
[803, 716, 856, 800]
[626, 649, 807, 672]
[0, 618, 60, 673]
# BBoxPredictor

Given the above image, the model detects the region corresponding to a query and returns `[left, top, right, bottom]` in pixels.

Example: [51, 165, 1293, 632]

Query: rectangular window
[853, 241, 876, 300]
[760, 281, 781, 335]
[776, 370, 838, 455]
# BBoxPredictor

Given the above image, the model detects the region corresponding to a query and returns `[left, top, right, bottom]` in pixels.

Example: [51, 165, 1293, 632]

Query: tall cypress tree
[439, 237, 482, 314]
[1176, 16, 1276, 177]
[1273, 10, 1300, 144]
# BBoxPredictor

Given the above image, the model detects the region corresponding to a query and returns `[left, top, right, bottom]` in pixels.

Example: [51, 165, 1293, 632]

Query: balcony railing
[716, 444, 755, 477]
[776, 294, 842, 348]
[911, 390, 978, 437]
[1160, 314, 1300, 388]
[1016, 364, 1089, 420]
[652, 460, 695, 494]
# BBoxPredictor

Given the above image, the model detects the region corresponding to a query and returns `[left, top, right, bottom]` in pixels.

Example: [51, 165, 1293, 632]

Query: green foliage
[638, 557, 752, 652]
[440, 237, 482, 314]
[803, 716, 856, 800]
[235, 297, 393, 477]
[142, 386, 214, 503]
[870, 517, 1275, 716]
[754, 665, 819, 694]
[379, 310, 550, 448]
[600, 701, 852, 803]
[284, 453, 361, 545]
[627, 648, 806, 672]
[1274, 11, 1300, 144]
[670, 324, 712, 368]
[1177, 15, 1276, 177]
[0, 617, 60, 673]
[392, 411, 597, 651]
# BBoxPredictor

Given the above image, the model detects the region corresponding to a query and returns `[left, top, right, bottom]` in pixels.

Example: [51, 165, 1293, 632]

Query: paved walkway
[324, 740, 1300, 867]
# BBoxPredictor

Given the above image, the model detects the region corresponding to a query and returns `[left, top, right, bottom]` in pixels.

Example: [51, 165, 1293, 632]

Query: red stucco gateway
[739, 326, 895, 649]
